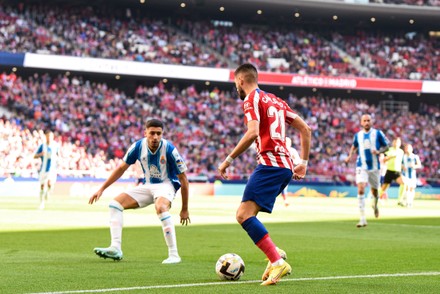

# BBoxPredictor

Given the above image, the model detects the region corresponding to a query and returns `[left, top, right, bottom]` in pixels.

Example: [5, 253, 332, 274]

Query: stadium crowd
[178, 19, 364, 77]
[0, 3, 439, 80]
[332, 30, 439, 81]
[1, 72, 439, 184]
[0, 4, 226, 68]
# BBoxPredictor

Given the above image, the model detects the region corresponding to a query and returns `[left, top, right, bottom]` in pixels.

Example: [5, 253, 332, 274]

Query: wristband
[300, 159, 308, 166]
[226, 156, 234, 164]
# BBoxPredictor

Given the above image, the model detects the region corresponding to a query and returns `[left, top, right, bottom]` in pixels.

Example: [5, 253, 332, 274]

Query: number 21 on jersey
[268, 106, 285, 141]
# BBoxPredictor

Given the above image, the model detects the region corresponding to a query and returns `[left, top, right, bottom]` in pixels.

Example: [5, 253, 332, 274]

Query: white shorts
[39, 172, 57, 185]
[406, 177, 417, 189]
[355, 168, 380, 190]
[125, 182, 176, 208]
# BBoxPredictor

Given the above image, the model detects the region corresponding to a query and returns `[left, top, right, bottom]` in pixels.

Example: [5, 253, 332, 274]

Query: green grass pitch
[1, 195, 439, 293]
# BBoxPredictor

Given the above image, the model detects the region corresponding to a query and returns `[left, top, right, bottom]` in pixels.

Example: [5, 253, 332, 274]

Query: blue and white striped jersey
[403, 153, 420, 180]
[352, 128, 389, 171]
[123, 138, 187, 191]
[35, 142, 59, 173]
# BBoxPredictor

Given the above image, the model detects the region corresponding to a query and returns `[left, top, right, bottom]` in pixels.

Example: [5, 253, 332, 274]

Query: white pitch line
[374, 223, 440, 229]
[28, 271, 440, 294]
[333, 221, 440, 229]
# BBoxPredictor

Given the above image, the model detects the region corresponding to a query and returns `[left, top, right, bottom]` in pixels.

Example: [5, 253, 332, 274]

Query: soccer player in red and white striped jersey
[218, 63, 311, 285]
[243, 88, 298, 170]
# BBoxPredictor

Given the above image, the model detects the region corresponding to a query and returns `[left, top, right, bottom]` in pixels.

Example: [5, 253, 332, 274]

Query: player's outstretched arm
[374, 146, 389, 155]
[88, 162, 130, 204]
[89, 190, 104, 205]
[177, 172, 190, 225]
[34, 151, 45, 159]
[218, 120, 259, 180]
[345, 145, 357, 164]
[293, 164, 307, 180]
[414, 156, 423, 169]
[290, 116, 311, 179]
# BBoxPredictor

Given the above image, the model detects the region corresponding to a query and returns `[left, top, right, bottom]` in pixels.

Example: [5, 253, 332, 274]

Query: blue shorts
[243, 165, 293, 213]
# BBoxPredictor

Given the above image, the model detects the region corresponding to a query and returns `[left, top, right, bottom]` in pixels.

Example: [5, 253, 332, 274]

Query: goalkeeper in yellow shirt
[379, 137, 405, 210]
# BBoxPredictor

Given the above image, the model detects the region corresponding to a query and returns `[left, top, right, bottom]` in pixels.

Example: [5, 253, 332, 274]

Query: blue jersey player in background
[34, 130, 59, 210]
[401, 143, 422, 208]
[89, 119, 190, 264]
[345, 114, 389, 228]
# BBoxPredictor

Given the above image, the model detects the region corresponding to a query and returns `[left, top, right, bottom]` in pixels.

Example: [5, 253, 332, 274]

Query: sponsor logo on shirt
[363, 139, 371, 149]
[149, 164, 161, 178]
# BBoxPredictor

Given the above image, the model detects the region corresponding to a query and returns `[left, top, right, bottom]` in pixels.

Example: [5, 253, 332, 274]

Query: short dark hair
[234, 63, 258, 83]
[145, 119, 164, 129]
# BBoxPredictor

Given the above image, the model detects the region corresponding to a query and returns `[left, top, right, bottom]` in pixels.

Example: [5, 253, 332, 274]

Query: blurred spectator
[332, 30, 440, 81]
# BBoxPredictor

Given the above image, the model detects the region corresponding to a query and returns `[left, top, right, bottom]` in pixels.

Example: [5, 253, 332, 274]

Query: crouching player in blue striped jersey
[89, 119, 190, 264]
[344, 114, 389, 228]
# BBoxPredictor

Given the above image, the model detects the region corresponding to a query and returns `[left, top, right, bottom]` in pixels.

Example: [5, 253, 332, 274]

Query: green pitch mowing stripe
[1, 218, 439, 294]
[1, 196, 439, 293]
[2, 196, 439, 231]
[27, 272, 440, 293]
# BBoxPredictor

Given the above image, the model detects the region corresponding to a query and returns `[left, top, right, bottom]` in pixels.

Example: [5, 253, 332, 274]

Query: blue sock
[241, 216, 268, 244]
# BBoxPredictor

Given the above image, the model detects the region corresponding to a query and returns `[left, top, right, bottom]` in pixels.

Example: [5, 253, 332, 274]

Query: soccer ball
[215, 253, 245, 281]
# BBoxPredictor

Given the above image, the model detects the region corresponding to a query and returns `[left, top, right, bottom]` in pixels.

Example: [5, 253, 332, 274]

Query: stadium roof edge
[139, 0, 440, 24]
[9, 0, 440, 26]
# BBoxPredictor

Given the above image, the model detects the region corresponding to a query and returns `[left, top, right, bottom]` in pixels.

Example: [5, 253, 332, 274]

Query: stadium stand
[1, 72, 438, 184]
[331, 30, 439, 80]
[0, 2, 438, 80]
[0, 0, 439, 185]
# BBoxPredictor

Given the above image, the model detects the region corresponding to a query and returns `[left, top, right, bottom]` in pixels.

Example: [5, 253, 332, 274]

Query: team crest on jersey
[149, 164, 161, 179]
[243, 102, 253, 111]
[160, 156, 166, 165]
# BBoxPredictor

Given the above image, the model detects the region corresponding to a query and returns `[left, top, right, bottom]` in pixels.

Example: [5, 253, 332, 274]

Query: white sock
[403, 189, 408, 204]
[45, 186, 53, 200]
[407, 190, 415, 207]
[39, 189, 45, 205]
[272, 259, 285, 266]
[358, 194, 366, 222]
[158, 212, 179, 257]
[109, 200, 124, 251]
